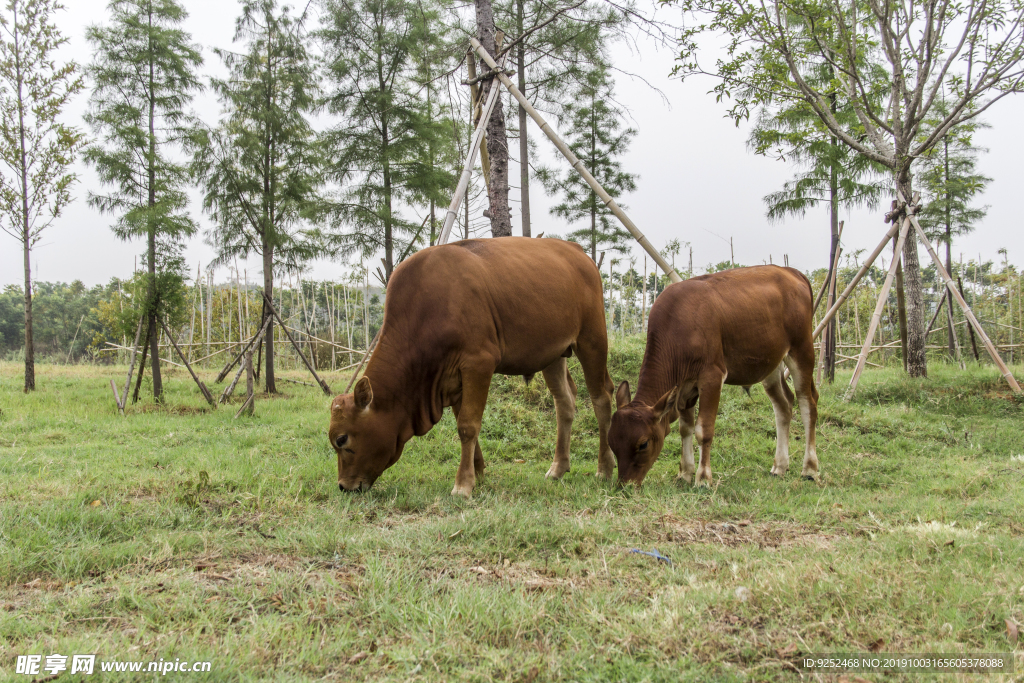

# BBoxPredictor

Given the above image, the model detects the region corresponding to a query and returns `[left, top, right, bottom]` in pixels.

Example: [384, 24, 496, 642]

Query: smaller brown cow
[609, 265, 819, 487]
[328, 237, 616, 497]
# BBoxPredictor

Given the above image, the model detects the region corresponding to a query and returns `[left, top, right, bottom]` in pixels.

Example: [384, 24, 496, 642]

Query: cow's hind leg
[784, 343, 820, 480]
[542, 357, 576, 479]
[762, 363, 794, 476]
[574, 337, 615, 479]
[676, 399, 697, 484]
[694, 369, 726, 486]
[451, 363, 494, 497]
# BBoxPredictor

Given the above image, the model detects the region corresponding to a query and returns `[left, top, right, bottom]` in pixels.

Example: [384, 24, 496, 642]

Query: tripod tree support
[215, 312, 269, 383]
[811, 219, 904, 341]
[469, 38, 682, 283]
[846, 216, 913, 399]
[909, 215, 1022, 394]
[259, 291, 332, 396]
[160, 319, 216, 406]
[221, 317, 271, 404]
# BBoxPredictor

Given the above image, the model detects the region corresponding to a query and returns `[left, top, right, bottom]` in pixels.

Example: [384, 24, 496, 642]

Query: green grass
[1, 344, 1023, 681]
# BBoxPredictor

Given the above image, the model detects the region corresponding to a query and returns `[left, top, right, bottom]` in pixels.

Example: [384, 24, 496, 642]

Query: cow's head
[608, 381, 678, 486]
[328, 377, 402, 492]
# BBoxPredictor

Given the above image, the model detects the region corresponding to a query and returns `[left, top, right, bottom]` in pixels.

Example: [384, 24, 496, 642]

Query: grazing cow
[609, 265, 819, 487]
[328, 237, 616, 497]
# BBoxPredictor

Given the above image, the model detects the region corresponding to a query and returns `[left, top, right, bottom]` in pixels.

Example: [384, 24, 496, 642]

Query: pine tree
[195, 0, 318, 394]
[0, 0, 84, 392]
[537, 66, 636, 262]
[314, 0, 456, 279]
[748, 59, 886, 382]
[496, 0, 626, 237]
[85, 0, 203, 401]
[918, 100, 990, 358]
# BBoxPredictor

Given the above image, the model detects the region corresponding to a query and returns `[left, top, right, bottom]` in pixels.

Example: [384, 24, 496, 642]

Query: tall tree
[315, 0, 457, 278]
[85, 0, 202, 401]
[748, 62, 886, 382]
[917, 100, 989, 358]
[672, 0, 1024, 379]
[0, 0, 84, 392]
[196, 0, 318, 394]
[537, 66, 636, 261]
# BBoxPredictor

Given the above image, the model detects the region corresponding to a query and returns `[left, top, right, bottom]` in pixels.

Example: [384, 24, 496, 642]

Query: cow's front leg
[452, 367, 493, 497]
[676, 402, 696, 484]
[541, 357, 576, 479]
[694, 371, 725, 487]
[452, 402, 485, 479]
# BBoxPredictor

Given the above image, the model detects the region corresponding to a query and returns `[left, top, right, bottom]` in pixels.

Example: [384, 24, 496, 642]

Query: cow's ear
[353, 377, 373, 410]
[615, 380, 631, 409]
[652, 386, 678, 421]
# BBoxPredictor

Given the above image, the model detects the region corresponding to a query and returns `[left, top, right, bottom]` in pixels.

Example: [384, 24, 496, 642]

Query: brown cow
[328, 237, 616, 497]
[609, 265, 819, 487]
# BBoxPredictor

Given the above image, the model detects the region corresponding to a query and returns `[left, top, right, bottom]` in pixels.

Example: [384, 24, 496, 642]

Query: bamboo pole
[220, 317, 271, 404]
[438, 50, 509, 243]
[846, 217, 912, 399]
[110, 380, 122, 412]
[470, 37, 682, 283]
[465, 50, 490, 189]
[910, 216, 1021, 394]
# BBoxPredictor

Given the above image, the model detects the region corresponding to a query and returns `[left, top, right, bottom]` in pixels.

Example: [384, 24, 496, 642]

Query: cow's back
[383, 237, 605, 375]
[646, 266, 812, 387]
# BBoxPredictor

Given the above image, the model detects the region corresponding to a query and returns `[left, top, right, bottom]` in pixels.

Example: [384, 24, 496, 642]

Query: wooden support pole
[813, 219, 903, 341]
[846, 217, 912, 399]
[910, 216, 1022, 394]
[470, 37, 682, 283]
[215, 313, 270, 383]
[119, 314, 146, 414]
[439, 50, 509, 244]
[260, 291, 332, 395]
[110, 380, 123, 413]
[159, 319, 216, 406]
[132, 325, 152, 405]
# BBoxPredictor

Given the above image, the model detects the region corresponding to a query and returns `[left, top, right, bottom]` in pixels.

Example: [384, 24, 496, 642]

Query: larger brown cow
[609, 265, 819, 487]
[328, 237, 616, 497]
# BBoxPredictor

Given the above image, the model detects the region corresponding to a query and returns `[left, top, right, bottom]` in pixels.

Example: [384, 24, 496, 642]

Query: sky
[2, 0, 1023, 288]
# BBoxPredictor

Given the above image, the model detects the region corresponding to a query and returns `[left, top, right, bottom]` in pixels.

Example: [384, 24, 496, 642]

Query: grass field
[1, 340, 1023, 681]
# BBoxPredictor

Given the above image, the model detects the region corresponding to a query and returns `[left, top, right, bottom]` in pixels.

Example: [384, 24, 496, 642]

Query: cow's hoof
[450, 484, 473, 498]
[595, 468, 614, 480]
[801, 471, 819, 482]
[694, 467, 713, 487]
[769, 466, 787, 477]
[545, 462, 570, 479]
[676, 472, 693, 485]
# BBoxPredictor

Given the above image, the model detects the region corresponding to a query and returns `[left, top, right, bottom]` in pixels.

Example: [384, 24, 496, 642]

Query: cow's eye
[638, 440, 649, 451]
[335, 434, 348, 448]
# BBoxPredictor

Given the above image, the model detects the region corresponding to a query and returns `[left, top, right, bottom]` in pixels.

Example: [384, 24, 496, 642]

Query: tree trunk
[894, 238, 909, 371]
[263, 244, 277, 393]
[474, 0, 513, 237]
[897, 164, 928, 377]
[147, 13, 163, 401]
[516, 0, 530, 237]
[13, 8, 34, 392]
[823, 138, 839, 383]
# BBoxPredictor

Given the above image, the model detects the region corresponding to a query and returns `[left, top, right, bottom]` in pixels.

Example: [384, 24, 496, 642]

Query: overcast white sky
[3, 0, 1022, 288]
